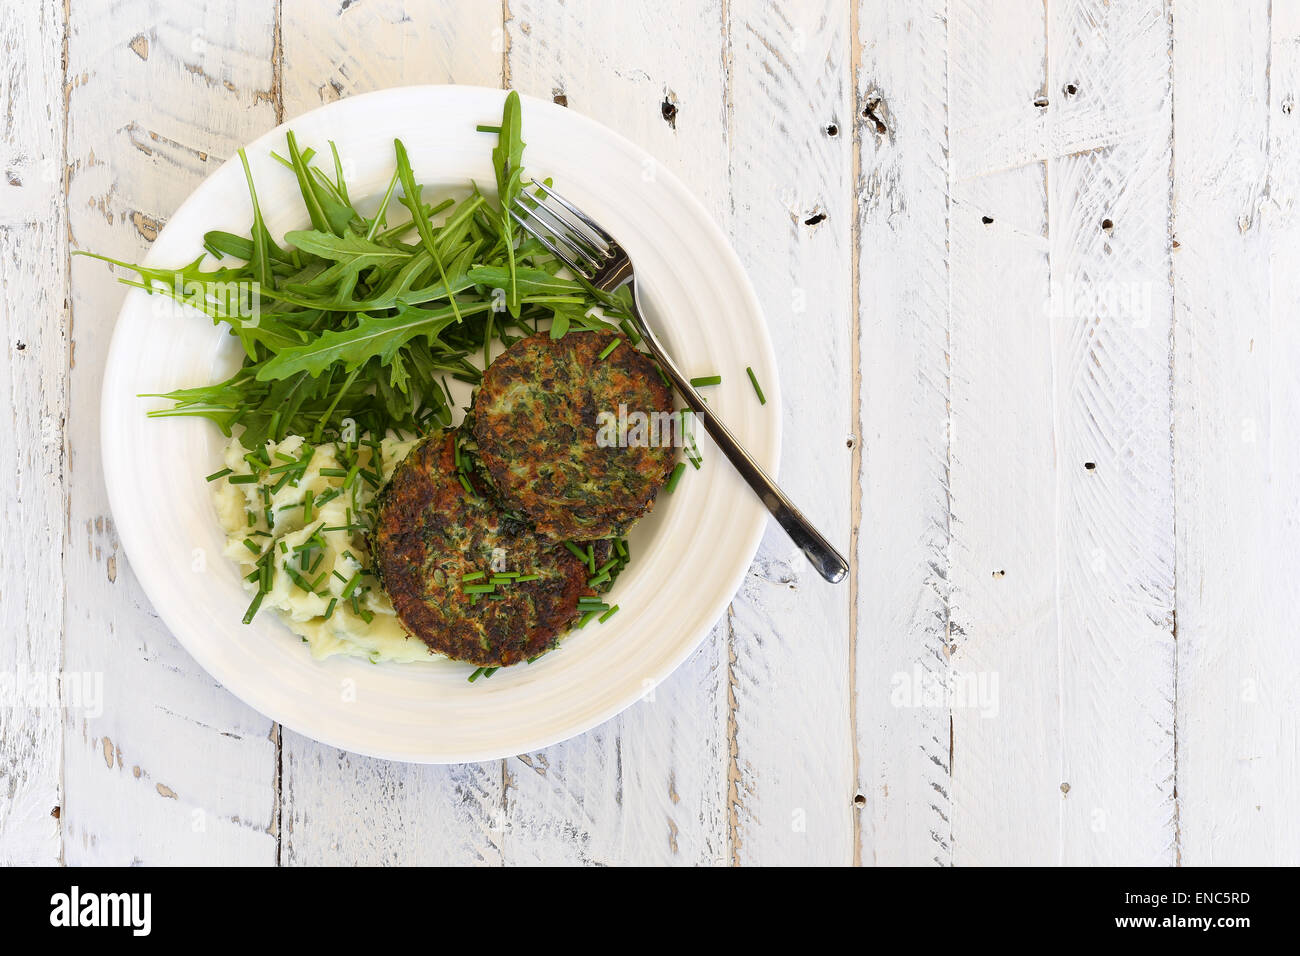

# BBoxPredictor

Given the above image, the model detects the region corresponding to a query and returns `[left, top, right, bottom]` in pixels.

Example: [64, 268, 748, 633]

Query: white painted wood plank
[853, 0, 955, 866]
[0, 0, 67, 866]
[1043, 0, 1175, 866]
[947, 0, 1176, 864]
[502, 0, 733, 866]
[62, 0, 280, 865]
[723, 0, 855, 866]
[946, 0, 1058, 867]
[275, 0, 511, 866]
[1172, 0, 1300, 866]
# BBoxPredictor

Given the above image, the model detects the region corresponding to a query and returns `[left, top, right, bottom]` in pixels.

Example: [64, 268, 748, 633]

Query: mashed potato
[212, 432, 436, 663]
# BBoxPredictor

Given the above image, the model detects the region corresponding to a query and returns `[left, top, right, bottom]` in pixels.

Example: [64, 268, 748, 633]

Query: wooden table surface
[1, 0, 1295, 866]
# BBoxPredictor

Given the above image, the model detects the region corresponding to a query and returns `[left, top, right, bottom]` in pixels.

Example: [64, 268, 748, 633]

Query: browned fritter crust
[472, 330, 677, 540]
[371, 431, 590, 667]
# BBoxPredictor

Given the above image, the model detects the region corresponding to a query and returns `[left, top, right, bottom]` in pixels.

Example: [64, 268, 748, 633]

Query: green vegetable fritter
[372, 431, 593, 667]
[472, 330, 677, 540]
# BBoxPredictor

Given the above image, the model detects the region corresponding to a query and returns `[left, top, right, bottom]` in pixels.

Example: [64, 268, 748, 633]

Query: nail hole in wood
[1033, 95, 1049, 108]
[660, 97, 678, 128]
[853, 793, 866, 807]
[1063, 83, 1078, 96]
[861, 95, 887, 135]
[1084, 461, 1096, 470]
[825, 123, 838, 136]
[981, 215, 994, 225]
[552, 92, 568, 107]
[804, 212, 827, 226]
[51, 806, 61, 818]
[1101, 217, 1114, 234]
[16, 341, 26, 351]
[993, 569, 1006, 578]
[846, 435, 856, 449]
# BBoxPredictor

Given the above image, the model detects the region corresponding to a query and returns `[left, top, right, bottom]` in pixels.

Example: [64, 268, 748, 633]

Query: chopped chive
[315, 488, 342, 507]
[665, 461, 686, 493]
[463, 583, 496, 594]
[242, 538, 260, 554]
[745, 366, 767, 405]
[586, 544, 596, 574]
[598, 338, 622, 360]
[319, 467, 348, 477]
[587, 571, 611, 587]
[205, 467, 233, 482]
[284, 566, 314, 592]
[617, 318, 642, 345]
[563, 540, 587, 562]
[228, 473, 259, 485]
[341, 571, 362, 599]
[481, 667, 499, 679]
[489, 575, 513, 585]
[458, 473, 474, 496]
[323, 597, 337, 620]
[614, 538, 628, 558]
[302, 489, 314, 523]
[467, 667, 486, 682]
[576, 609, 601, 629]
[462, 571, 486, 582]
[515, 573, 542, 582]
[241, 590, 265, 624]
[598, 604, 620, 623]
[476, 124, 502, 133]
[690, 374, 722, 387]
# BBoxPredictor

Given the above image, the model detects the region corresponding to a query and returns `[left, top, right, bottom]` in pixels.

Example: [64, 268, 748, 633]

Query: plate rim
[99, 84, 781, 763]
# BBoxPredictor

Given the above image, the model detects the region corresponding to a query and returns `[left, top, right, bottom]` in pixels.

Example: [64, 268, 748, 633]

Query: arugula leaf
[491, 91, 525, 318]
[256, 301, 492, 381]
[393, 138, 463, 325]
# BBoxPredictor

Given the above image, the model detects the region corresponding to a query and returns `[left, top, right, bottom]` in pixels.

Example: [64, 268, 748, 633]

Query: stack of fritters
[372, 330, 676, 666]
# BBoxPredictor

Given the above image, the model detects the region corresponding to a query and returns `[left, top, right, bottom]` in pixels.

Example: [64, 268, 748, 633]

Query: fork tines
[511, 181, 616, 281]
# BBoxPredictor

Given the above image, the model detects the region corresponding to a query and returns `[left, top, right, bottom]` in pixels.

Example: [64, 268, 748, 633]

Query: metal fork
[510, 181, 849, 584]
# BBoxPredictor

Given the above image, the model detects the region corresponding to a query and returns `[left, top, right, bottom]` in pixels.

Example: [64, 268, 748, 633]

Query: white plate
[100, 86, 779, 763]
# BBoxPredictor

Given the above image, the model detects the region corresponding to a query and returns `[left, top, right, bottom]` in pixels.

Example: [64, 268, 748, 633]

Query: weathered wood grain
[853, 0, 955, 865]
[1172, 0, 1300, 866]
[0, 0, 67, 866]
[947, 0, 1176, 864]
[61, 0, 280, 864]
[723, 0, 855, 866]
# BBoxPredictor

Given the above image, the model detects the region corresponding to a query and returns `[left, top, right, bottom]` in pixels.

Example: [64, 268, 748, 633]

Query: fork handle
[629, 302, 849, 584]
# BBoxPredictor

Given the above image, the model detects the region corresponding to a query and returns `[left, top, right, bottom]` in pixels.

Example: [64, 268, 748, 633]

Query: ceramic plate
[100, 85, 779, 763]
